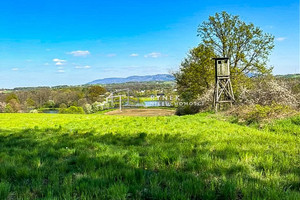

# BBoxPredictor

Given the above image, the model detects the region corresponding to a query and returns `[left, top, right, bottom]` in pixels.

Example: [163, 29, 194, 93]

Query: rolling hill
[87, 74, 175, 84]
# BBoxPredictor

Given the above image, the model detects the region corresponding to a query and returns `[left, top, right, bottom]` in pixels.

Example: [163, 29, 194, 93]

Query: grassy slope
[0, 113, 299, 199]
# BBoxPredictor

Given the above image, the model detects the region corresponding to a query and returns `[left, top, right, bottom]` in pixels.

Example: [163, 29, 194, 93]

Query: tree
[34, 88, 51, 107]
[44, 100, 55, 108]
[5, 93, 19, 103]
[175, 11, 275, 103]
[87, 86, 107, 102]
[198, 11, 274, 76]
[5, 104, 13, 113]
[0, 102, 6, 113]
[7, 99, 21, 113]
[59, 103, 67, 109]
[174, 44, 215, 101]
[59, 106, 85, 114]
[26, 98, 36, 108]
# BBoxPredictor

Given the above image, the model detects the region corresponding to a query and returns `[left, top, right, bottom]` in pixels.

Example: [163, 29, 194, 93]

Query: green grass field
[0, 113, 299, 199]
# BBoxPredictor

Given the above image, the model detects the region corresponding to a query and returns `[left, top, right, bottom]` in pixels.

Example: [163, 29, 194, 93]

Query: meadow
[0, 113, 299, 199]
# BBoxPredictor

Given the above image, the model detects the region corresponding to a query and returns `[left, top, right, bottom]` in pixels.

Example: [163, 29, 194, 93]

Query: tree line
[0, 82, 177, 113]
[0, 86, 107, 113]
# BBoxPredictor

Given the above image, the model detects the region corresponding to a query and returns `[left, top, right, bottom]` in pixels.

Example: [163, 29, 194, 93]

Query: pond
[42, 109, 59, 114]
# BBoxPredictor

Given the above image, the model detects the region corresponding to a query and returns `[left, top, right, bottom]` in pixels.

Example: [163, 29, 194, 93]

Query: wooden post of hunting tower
[213, 58, 235, 112]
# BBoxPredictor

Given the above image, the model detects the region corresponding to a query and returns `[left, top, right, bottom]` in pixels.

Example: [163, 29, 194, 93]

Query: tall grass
[0, 113, 299, 199]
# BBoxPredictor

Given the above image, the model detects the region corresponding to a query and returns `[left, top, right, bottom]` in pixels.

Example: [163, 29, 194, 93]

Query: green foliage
[43, 100, 55, 108]
[6, 99, 21, 113]
[5, 93, 19, 103]
[59, 106, 85, 114]
[198, 11, 274, 77]
[29, 109, 39, 113]
[4, 99, 21, 113]
[91, 101, 106, 112]
[0, 113, 298, 199]
[246, 104, 290, 124]
[0, 81, 179, 113]
[59, 103, 67, 109]
[175, 104, 200, 116]
[83, 103, 93, 114]
[174, 44, 215, 101]
[175, 11, 276, 106]
[87, 85, 107, 102]
[26, 98, 36, 107]
[228, 104, 295, 125]
[0, 86, 112, 113]
[4, 104, 13, 113]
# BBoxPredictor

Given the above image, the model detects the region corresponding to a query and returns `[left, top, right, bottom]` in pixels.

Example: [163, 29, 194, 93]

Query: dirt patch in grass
[105, 109, 175, 116]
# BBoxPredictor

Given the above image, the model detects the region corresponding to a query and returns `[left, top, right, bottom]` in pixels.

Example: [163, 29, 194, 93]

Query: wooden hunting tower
[213, 58, 235, 111]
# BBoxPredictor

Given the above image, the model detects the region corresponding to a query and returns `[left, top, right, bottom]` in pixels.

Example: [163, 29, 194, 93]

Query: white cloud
[68, 50, 90, 57]
[55, 62, 65, 66]
[75, 65, 91, 69]
[144, 52, 162, 58]
[53, 58, 66, 62]
[107, 54, 116, 57]
[12, 68, 19, 71]
[53, 58, 66, 66]
[130, 53, 139, 57]
[57, 70, 65, 73]
[276, 37, 287, 41]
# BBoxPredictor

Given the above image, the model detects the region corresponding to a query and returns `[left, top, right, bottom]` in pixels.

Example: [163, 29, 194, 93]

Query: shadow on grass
[0, 128, 299, 199]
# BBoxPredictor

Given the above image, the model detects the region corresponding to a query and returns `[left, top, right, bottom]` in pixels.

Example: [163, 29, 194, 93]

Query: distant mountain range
[87, 74, 175, 84]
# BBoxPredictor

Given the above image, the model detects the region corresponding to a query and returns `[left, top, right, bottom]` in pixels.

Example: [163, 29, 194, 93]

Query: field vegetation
[0, 113, 299, 199]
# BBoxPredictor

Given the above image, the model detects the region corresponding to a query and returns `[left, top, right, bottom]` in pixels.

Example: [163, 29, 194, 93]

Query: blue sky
[0, 0, 299, 88]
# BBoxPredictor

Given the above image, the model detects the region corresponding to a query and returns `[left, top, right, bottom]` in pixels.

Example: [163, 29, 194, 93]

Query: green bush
[59, 103, 67, 109]
[175, 105, 200, 116]
[59, 106, 85, 114]
[228, 103, 295, 125]
[4, 104, 13, 113]
[246, 104, 291, 124]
